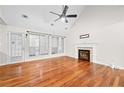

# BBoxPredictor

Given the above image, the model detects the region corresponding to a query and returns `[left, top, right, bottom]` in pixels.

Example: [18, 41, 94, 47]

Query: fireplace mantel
[75, 42, 98, 47]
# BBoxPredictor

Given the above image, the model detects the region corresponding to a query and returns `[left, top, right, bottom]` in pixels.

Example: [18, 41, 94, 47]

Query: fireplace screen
[78, 49, 90, 61]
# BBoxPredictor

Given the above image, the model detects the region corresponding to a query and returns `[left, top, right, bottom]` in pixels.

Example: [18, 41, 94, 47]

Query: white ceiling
[0, 5, 85, 34]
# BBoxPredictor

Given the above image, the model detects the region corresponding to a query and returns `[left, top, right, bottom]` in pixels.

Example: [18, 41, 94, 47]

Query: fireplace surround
[75, 43, 97, 62]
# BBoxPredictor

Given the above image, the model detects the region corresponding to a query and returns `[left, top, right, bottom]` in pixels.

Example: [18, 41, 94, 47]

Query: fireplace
[75, 43, 97, 62]
[78, 49, 90, 61]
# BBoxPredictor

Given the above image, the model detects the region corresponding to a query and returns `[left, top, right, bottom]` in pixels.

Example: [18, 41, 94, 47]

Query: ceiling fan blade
[49, 11, 60, 16]
[66, 14, 77, 18]
[62, 5, 65, 11]
[54, 17, 61, 22]
[62, 5, 69, 16]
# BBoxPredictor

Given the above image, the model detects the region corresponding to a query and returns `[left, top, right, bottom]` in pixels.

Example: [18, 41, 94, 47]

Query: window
[29, 34, 39, 56]
[58, 37, 64, 53]
[51, 36, 59, 54]
[39, 35, 49, 55]
[28, 32, 65, 57]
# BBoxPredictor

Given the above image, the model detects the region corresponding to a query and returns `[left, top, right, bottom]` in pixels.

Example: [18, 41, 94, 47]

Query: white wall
[0, 6, 3, 19]
[0, 8, 2, 18]
[66, 6, 124, 69]
[0, 24, 8, 65]
[0, 8, 8, 65]
[0, 6, 6, 23]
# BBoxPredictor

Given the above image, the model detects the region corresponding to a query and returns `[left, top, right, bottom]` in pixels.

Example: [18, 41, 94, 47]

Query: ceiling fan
[50, 5, 77, 23]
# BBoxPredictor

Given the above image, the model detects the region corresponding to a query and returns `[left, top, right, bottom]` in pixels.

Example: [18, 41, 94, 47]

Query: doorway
[9, 32, 25, 63]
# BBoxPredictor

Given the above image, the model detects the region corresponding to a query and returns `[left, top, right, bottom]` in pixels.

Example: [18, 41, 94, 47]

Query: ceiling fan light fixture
[50, 5, 77, 23]
[61, 17, 65, 22]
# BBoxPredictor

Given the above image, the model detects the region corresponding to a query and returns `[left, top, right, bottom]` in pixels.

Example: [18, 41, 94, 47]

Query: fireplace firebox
[78, 49, 90, 61]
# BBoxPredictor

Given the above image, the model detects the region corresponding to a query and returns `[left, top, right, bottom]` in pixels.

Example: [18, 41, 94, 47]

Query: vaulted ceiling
[0, 5, 85, 34]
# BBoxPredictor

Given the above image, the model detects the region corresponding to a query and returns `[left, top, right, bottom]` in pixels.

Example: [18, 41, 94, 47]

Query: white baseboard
[25, 54, 67, 62]
[67, 56, 124, 70]
[93, 60, 124, 70]
[0, 54, 67, 66]
[0, 63, 7, 66]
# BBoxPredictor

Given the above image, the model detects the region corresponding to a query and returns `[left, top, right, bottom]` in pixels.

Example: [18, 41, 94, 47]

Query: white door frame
[8, 32, 25, 64]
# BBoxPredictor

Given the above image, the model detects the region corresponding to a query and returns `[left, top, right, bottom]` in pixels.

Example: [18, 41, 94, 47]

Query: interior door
[10, 32, 24, 63]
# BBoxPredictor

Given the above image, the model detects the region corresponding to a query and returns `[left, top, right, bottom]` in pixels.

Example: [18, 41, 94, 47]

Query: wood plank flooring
[0, 56, 124, 87]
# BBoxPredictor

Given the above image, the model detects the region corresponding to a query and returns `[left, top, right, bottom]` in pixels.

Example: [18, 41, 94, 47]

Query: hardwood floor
[0, 56, 124, 87]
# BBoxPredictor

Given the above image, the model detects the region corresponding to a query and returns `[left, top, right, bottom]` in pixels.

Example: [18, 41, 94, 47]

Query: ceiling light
[22, 14, 28, 19]
[61, 17, 65, 22]
[65, 27, 68, 30]
[51, 23, 54, 26]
